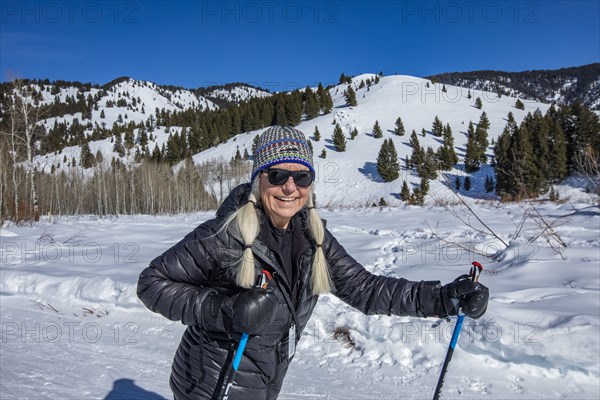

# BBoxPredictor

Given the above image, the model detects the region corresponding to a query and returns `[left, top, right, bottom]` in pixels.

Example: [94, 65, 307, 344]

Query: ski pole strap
[212, 341, 236, 400]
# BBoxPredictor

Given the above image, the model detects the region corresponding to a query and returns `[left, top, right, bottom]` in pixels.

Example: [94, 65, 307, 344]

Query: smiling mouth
[275, 196, 297, 203]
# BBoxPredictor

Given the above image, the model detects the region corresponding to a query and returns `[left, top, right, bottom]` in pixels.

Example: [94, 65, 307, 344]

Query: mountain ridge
[426, 63, 600, 110]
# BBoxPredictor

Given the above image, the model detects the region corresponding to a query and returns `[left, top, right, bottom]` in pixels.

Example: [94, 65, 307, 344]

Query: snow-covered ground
[1, 194, 598, 399]
[6, 72, 599, 398]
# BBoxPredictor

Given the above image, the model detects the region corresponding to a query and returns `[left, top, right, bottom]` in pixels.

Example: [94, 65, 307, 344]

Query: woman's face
[259, 162, 312, 229]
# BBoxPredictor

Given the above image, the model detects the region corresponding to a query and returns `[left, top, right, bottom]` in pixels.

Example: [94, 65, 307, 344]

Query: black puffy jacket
[137, 183, 445, 399]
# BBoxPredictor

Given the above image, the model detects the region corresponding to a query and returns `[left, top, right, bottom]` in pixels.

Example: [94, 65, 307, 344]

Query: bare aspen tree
[575, 145, 600, 200]
[12, 80, 45, 220]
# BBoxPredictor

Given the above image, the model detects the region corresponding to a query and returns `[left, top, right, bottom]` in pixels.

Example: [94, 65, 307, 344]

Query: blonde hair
[221, 178, 332, 295]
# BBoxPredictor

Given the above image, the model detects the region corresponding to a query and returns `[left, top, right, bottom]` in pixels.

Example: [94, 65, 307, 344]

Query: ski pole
[217, 269, 272, 400]
[432, 261, 483, 400]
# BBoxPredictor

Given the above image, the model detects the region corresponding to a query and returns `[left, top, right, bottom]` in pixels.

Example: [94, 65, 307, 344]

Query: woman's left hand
[442, 277, 489, 319]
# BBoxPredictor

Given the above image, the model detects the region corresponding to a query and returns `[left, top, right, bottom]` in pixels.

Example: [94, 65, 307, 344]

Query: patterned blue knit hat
[251, 126, 314, 181]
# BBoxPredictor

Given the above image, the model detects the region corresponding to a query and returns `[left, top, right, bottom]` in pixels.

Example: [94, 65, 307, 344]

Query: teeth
[276, 197, 295, 202]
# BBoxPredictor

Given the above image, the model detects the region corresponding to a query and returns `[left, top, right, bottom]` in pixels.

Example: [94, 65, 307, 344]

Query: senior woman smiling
[137, 125, 489, 399]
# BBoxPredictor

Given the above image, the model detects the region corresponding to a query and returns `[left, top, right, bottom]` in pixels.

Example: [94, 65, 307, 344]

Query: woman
[137, 126, 489, 399]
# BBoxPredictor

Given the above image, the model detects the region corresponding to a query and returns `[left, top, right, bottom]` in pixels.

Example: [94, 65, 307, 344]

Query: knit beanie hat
[251, 126, 314, 181]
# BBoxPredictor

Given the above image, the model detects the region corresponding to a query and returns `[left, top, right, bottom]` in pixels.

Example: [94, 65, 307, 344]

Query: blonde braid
[306, 191, 332, 295]
[220, 179, 261, 288]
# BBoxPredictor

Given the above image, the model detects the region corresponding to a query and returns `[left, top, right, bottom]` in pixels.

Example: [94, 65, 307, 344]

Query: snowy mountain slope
[32, 78, 215, 131]
[203, 84, 272, 104]
[26, 72, 576, 207]
[428, 63, 600, 110]
[191, 74, 553, 207]
[1, 200, 598, 399]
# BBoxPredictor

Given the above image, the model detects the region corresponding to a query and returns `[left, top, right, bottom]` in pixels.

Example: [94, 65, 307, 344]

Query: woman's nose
[282, 176, 297, 191]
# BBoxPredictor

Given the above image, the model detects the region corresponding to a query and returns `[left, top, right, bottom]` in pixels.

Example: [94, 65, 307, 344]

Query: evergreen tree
[230, 108, 242, 134]
[100, 110, 105, 118]
[420, 177, 430, 196]
[304, 85, 320, 119]
[124, 130, 135, 149]
[285, 90, 303, 126]
[421, 128, 426, 137]
[495, 111, 541, 199]
[524, 110, 550, 193]
[113, 135, 125, 157]
[350, 127, 358, 140]
[138, 128, 148, 148]
[377, 138, 400, 182]
[317, 83, 333, 114]
[400, 180, 411, 201]
[475, 112, 490, 164]
[475, 97, 483, 109]
[416, 147, 438, 179]
[511, 125, 541, 196]
[546, 118, 568, 182]
[409, 130, 424, 168]
[455, 176, 461, 191]
[494, 117, 516, 197]
[165, 134, 180, 164]
[432, 116, 443, 137]
[313, 126, 321, 141]
[394, 117, 405, 136]
[464, 122, 481, 173]
[464, 175, 471, 191]
[556, 102, 600, 173]
[437, 123, 458, 170]
[80, 141, 95, 168]
[478, 111, 491, 130]
[332, 123, 347, 152]
[274, 97, 288, 126]
[344, 86, 358, 106]
[515, 99, 525, 110]
[320, 149, 327, 158]
[95, 149, 103, 164]
[411, 188, 425, 206]
[372, 120, 383, 138]
[150, 144, 162, 163]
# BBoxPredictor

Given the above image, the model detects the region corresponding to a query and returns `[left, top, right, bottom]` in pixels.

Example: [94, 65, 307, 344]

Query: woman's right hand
[203, 287, 278, 336]
[222, 287, 278, 335]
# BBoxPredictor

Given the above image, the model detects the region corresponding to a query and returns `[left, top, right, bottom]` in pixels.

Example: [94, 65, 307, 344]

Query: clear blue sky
[1, 0, 598, 90]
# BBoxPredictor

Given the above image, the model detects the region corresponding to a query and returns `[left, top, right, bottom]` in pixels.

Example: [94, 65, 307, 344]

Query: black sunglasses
[263, 168, 315, 187]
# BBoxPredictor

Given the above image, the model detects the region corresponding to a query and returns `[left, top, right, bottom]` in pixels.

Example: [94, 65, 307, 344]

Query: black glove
[441, 275, 489, 319]
[202, 287, 278, 336]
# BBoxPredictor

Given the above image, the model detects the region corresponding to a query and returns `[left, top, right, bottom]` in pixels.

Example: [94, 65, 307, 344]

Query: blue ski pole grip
[232, 332, 249, 371]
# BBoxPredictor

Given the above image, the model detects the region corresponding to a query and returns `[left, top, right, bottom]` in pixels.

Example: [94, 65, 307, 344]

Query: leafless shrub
[575, 145, 600, 201]
[31, 300, 62, 315]
[333, 326, 359, 351]
[82, 307, 109, 318]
